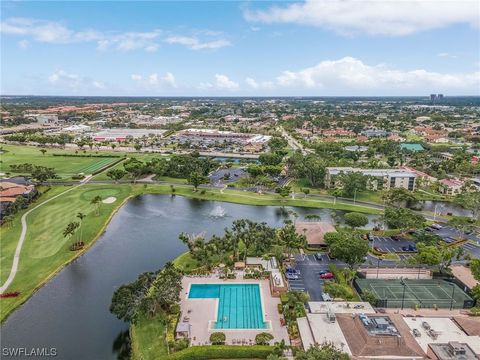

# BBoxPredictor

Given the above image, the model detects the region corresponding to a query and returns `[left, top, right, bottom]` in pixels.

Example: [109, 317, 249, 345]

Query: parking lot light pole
[400, 278, 406, 310]
[450, 283, 456, 311]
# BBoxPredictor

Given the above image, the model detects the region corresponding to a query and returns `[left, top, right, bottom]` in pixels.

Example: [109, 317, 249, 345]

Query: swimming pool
[188, 284, 268, 329]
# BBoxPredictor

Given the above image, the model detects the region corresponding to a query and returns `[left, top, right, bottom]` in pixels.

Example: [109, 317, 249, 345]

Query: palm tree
[63, 221, 79, 248]
[90, 196, 102, 216]
[76, 212, 86, 243]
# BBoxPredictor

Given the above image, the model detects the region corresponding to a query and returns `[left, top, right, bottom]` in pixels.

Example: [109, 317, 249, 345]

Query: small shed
[234, 261, 245, 270]
[176, 322, 191, 339]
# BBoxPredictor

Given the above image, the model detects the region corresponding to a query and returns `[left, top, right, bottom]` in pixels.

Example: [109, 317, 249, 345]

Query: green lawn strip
[0, 184, 133, 321]
[142, 185, 382, 214]
[172, 252, 200, 272]
[158, 346, 274, 360]
[0, 144, 120, 179]
[131, 313, 168, 360]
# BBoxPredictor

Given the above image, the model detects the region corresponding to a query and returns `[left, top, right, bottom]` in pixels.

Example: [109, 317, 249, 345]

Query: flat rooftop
[403, 317, 480, 355]
[92, 128, 166, 139]
[308, 301, 375, 314]
[298, 314, 352, 355]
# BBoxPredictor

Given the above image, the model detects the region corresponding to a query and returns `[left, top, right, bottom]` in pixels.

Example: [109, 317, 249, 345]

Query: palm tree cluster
[179, 219, 306, 270]
[63, 212, 87, 251]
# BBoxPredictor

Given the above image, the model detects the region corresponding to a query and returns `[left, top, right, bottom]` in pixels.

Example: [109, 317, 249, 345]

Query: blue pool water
[188, 284, 267, 329]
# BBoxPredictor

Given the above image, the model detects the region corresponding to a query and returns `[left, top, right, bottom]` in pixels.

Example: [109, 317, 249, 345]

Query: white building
[325, 167, 417, 191]
[62, 124, 91, 133]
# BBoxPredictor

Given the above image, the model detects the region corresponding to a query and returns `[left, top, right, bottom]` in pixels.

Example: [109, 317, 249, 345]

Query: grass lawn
[145, 185, 383, 214]
[0, 144, 120, 179]
[0, 184, 133, 320]
[172, 252, 200, 272]
[131, 313, 168, 360]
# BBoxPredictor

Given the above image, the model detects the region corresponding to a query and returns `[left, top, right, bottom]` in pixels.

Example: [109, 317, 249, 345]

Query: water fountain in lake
[209, 205, 227, 218]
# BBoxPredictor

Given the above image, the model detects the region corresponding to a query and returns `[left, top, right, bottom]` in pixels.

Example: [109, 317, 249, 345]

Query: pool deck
[179, 275, 289, 346]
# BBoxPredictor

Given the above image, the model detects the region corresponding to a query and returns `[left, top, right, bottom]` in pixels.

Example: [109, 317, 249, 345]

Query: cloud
[165, 36, 231, 50]
[214, 74, 239, 90]
[96, 31, 162, 52]
[273, 57, 480, 93]
[1, 17, 230, 52]
[437, 52, 458, 59]
[131, 72, 177, 87]
[245, 77, 275, 89]
[48, 70, 105, 90]
[1, 17, 101, 43]
[244, 0, 479, 36]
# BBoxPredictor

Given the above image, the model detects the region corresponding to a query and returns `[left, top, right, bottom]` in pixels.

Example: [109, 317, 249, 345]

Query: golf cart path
[0, 175, 91, 294]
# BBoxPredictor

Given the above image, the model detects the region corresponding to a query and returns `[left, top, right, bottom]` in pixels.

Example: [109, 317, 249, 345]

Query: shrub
[72, 174, 85, 180]
[255, 332, 274, 345]
[361, 289, 378, 306]
[209, 332, 226, 345]
[277, 304, 283, 314]
[159, 345, 274, 360]
[170, 338, 189, 352]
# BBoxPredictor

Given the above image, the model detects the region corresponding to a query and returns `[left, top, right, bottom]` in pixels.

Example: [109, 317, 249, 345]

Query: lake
[1, 195, 377, 359]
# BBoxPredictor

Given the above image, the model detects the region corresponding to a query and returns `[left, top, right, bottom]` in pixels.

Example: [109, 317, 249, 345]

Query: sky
[1, 0, 479, 96]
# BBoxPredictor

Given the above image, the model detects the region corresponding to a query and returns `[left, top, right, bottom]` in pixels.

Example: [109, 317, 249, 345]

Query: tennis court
[355, 278, 474, 309]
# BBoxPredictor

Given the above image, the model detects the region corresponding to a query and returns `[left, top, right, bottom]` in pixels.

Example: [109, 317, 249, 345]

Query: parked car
[412, 329, 421, 337]
[285, 273, 299, 280]
[391, 235, 402, 241]
[318, 270, 329, 275]
[402, 244, 417, 252]
[367, 233, 374, 241]
[320, 272, 334, 279]
[314, 253, 323, 261]
[285, 267, 299, 274]
[430, 223, 443, 230]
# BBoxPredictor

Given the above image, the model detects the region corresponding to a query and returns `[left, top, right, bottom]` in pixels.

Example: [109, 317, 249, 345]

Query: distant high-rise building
[430, 94, 437, 102]
[437, 94, 444, 101]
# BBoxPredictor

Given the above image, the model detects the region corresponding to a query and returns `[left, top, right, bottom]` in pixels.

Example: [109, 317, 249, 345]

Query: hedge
[158, 345, 274, 360]
[52, 153, 121, 158]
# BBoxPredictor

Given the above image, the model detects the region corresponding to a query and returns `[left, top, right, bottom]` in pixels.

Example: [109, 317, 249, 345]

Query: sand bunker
[102, 197, 117, 204]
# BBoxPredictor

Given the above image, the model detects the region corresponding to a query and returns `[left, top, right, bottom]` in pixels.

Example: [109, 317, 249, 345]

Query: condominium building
[325, 167, 417, 191]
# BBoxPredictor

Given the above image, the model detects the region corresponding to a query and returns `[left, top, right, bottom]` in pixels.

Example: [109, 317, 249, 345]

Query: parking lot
[288, 254, 344, 301]
[369, 235, 416, 253]
[430, 225, 480, 258]
[209, 168, 247, 186]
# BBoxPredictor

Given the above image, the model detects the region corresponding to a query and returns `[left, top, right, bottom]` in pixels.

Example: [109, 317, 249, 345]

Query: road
[279, 126, 313, 156]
